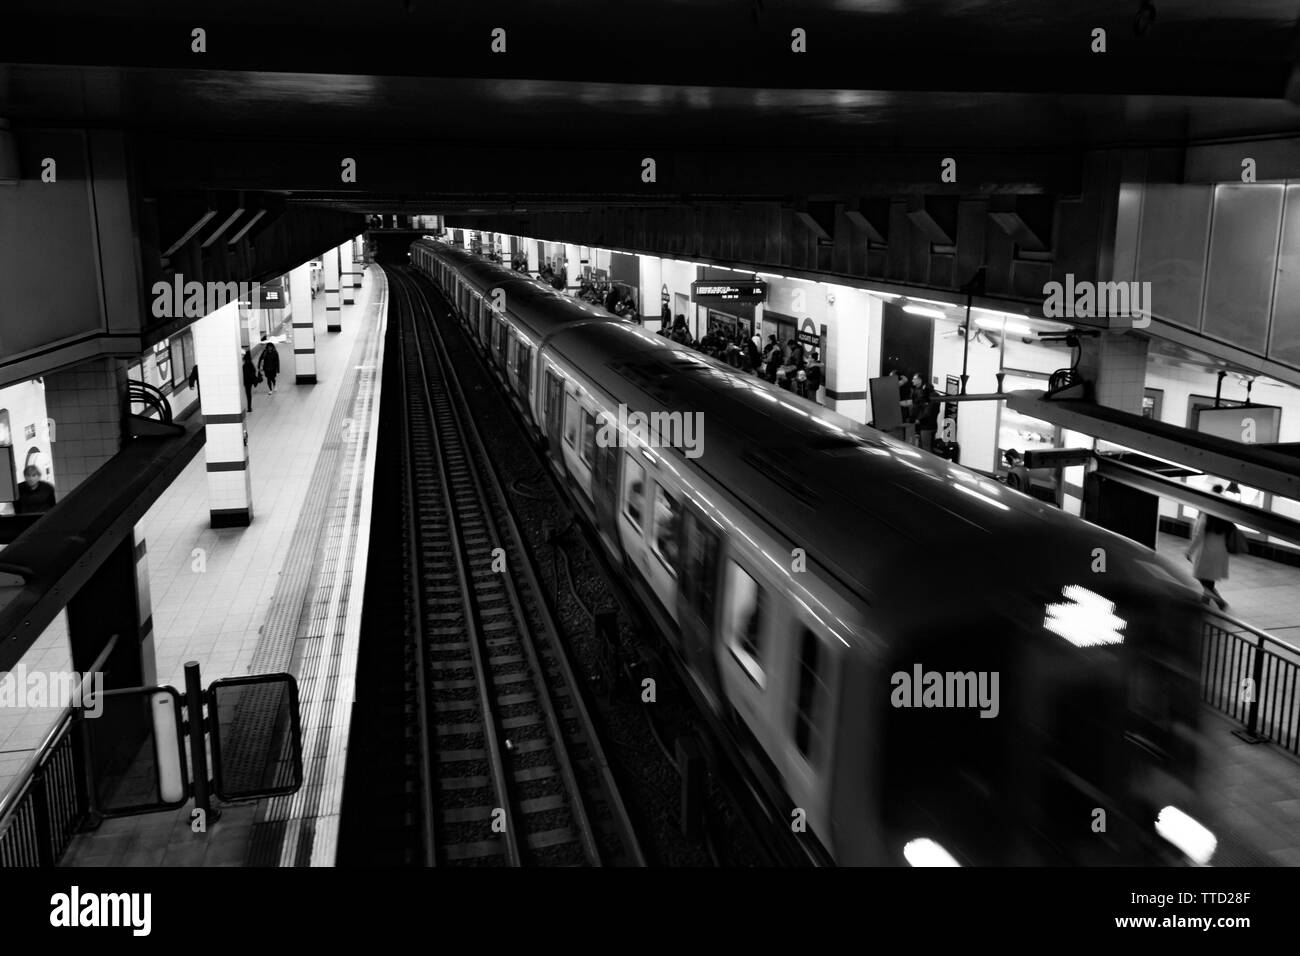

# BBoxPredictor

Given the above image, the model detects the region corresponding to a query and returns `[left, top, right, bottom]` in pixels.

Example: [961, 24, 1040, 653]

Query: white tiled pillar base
[826, 289, 878, 424]
[325, 246, 342, 332]
[192, 302, 254, 527]
[133, 525, 157, 686]
[340, 244, 355, 307]
[290, 262, 317, 384]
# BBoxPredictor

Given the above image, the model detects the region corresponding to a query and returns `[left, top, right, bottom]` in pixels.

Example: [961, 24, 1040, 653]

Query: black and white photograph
[0, 0, 1298, 940]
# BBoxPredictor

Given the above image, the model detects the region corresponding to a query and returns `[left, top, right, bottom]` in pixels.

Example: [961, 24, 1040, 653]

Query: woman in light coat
[1186, 486, 1235, 610]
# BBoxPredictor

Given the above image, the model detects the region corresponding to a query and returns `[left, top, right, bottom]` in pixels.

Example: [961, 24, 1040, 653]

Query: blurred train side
[408, 239, 1211, 866]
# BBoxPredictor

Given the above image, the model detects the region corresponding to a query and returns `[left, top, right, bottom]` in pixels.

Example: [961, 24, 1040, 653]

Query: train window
[496, 320, 508, 365]
[623, 455, 646, 529]
[546, 372, 564, 438]
[651, 485, 681, 575]
[517, 343, 533, 397]
[793, 628, 828, 763]
[723, 560, 766, 688]
[564, 391, 579, 447]
[580, 409, 598, 466]
[681, 510, 720, 624]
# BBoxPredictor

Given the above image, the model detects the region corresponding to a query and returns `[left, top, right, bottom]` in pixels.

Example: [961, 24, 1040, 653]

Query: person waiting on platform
[1186, 485, 1239, 610]
[1004, 449, 1032, 493]
[804, 351, 824, 402]
[911, 373, 939, 451]
[15, 465, 56, 514]
[243, 348, 259, 412]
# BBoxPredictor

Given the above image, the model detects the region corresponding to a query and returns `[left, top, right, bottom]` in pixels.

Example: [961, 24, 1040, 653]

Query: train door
[544, 369, 565, 459]
[782, 622, 838, 841]
[677, 505, 724, 710]
[590, 434, 621, 551]
[716, 553, 773, 737]
[644, 477, 681, 625]
[560, 388, 595, 503]
[517, 342, 534, 410]
[618, 449, 651, 582]
[495, 317, 509, 368]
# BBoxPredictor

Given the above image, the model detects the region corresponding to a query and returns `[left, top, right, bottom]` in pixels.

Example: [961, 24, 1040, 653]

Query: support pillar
[42, 357, 127, 494]
[339, 244, 354, 307]
[638, 254, 662, 326]
[825, 288, 876, 424]
[192, 302, 253, 528]
[527, 239, 540, 273]
[1079, 333, 1150, 415]
[290, 261, 317, 384]
[352, 235, 364, 295]
[132, 525, 157, 687]
[1070, 331, 1152, 521]
[325, 247, 342, 332]
[563, 243, 579, 291]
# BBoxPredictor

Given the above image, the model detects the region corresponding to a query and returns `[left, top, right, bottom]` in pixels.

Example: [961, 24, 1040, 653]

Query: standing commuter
[15, 465, 56, 514]
[242, 349, 258, 412]
[1187, 485, 1238, 610]
[764, 344, 783, 384]
[258, 334, 281, 394]
[911, 373, 939, 451]
[1004, 449, 1032, 493]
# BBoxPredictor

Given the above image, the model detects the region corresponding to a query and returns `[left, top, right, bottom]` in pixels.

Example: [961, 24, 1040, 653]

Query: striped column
[352, 235, 364, 296]
[824, 288, 876, 425]
[133, 525, 157, 687]
[193, 301, 254, 528]
[290, 261, 317, 384]
[325, 246, 342, 332]
[340, 244, 355, 307]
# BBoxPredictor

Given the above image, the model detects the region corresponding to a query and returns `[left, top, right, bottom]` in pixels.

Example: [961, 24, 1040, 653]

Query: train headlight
[1155, 806, 1216, 865]
[903, 838, 961, 867]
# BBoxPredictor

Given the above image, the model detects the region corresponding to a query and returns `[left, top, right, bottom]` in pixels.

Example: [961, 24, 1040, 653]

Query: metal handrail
[128, 379, 173, 424]
[1200, 608, 1300, 755]
[0, 634, 118, 850]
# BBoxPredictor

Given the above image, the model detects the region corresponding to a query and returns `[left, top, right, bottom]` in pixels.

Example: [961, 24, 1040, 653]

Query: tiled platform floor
[55, 266, 384, 866]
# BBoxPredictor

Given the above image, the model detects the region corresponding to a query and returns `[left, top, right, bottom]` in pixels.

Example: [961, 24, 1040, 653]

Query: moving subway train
[410, 238, 1216, 867]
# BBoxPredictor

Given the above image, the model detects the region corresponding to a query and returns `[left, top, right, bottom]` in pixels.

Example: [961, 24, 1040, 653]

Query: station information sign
[691, 280, 767, 304]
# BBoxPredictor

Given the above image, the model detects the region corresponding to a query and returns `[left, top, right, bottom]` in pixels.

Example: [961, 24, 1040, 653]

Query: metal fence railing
[0, 712, 89, 867]
[1201, 610, 1300, 756]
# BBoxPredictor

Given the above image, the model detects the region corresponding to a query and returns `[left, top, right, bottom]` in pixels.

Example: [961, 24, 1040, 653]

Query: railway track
[389, 266, 643, 867]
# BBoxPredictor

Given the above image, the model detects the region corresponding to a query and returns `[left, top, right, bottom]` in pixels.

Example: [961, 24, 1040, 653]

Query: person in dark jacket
[764, 347, 783, 383]
[15, 465, 56, 514]
[242, 349, 258, 412]
[911, 373, 939, 450]
[805, 351, 824, 400]
[258, 334, 281, 393]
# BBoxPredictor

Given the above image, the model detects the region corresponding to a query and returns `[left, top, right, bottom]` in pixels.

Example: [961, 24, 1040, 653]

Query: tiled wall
[42, 357, 126, 494]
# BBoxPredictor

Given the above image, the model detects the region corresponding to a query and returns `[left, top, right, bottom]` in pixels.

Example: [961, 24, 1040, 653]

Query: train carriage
[409, 238, 1213, 867]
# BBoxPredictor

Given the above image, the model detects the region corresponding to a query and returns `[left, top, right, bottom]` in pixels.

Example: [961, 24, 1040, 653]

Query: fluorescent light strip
[903, 305, 946, 319]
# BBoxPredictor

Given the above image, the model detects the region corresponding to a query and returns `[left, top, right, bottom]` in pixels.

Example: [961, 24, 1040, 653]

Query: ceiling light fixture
[903, 304, 946, 319]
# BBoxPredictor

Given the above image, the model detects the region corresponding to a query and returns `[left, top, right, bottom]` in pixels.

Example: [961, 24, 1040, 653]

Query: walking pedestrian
[1186, 485, 1239, 610]
[242, 349, 258, 412]
[258, 334, 281, 393]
